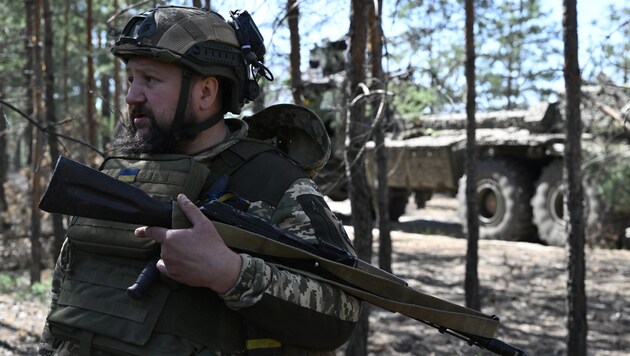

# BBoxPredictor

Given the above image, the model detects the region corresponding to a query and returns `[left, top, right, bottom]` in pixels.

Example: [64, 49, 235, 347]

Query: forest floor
[1, 195, 629, 355]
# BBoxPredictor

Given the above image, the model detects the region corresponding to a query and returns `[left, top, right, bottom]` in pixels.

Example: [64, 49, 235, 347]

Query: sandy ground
[1, 196, 629, 355]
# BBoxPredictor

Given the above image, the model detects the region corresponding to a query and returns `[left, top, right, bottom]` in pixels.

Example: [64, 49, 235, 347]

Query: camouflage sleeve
[38, 239, 71, 355]
[220, 178, 362, 350]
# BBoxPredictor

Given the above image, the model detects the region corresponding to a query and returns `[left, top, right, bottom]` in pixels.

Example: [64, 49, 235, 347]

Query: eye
[127, 75, 134, 84]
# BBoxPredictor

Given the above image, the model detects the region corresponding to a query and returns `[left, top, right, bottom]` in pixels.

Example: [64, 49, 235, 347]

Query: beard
[113, 105, 180, 155]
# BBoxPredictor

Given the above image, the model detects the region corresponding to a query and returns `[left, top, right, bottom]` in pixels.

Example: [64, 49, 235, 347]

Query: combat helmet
[112, 6, 273, 136]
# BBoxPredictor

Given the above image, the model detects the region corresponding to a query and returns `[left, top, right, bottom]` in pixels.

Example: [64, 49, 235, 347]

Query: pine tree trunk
[464, 0, 480, 311]
[86, 0, 97, 153]
[369, 0, 392, 273]
[43, 0, 65, 261]
[24, 0, 35, 167]
[28, 0, 44, 284]
[287, 0, 303, 105]
[344, 0, 373, 354]
[0, 79, 8, 229]
[563, 0, 588, 354]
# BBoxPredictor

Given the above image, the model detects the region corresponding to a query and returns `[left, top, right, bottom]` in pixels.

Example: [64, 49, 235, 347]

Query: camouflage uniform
[39, 118, 361, 355]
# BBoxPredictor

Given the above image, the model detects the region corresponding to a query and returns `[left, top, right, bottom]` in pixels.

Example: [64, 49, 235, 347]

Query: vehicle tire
[414, 191, 433, 209]
[457, 159, 537, 241]
[531, 160, 604, 246]
[389, 188, 410, 222]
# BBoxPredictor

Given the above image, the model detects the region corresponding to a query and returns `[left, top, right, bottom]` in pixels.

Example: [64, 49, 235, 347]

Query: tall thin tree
[28, 0, 44, 284]
[287, 0, 303, 105]
[43, 0, 65, 260]
[113, 0, 123, 133]
[23, 0, 36, 167]
[464, 0, 480, 310]
[563, 0, 588, 354]
[345, 0, 373, 354]
[0, 79, 7, 229]
[62, 0, 70, 116]
[86, 0, 97, 155]
[369, 0, 392, 273]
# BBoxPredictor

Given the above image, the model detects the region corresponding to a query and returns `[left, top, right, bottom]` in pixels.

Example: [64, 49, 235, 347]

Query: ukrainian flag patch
[118, 168, 139, 183]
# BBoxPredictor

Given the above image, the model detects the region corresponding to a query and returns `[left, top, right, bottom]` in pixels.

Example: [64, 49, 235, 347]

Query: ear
[195, 76, 219, 111]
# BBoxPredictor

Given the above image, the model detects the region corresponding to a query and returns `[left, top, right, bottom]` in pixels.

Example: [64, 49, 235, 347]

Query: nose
[125, 80, 146, 105]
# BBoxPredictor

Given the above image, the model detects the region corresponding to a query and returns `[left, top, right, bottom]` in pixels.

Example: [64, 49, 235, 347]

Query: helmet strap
[171, 68, 224, 141]
[172, 112, 224, 140]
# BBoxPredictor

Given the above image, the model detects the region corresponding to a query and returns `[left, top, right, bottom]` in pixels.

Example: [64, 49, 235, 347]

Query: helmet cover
[112, 6, 248, 114]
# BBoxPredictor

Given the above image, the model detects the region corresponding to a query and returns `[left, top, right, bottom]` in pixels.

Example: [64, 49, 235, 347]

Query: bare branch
[0, 98, 105, 157]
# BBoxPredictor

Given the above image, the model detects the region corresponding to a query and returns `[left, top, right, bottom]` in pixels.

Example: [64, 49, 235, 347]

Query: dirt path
[364, 231, 629, 355]
[1, 196, 628, 355]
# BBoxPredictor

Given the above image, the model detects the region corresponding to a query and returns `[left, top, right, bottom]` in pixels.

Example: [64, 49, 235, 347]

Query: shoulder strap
[205, 139, 306, 207]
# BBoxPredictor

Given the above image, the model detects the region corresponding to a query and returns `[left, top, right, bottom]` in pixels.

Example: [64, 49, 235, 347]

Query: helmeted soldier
[39, 5, 360, 355]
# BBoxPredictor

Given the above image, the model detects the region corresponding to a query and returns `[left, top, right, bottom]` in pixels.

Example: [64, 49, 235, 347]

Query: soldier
[39, 5, 360, 355]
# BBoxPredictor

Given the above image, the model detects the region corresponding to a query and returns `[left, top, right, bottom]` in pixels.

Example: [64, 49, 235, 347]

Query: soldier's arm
[219, 177, 362, 350]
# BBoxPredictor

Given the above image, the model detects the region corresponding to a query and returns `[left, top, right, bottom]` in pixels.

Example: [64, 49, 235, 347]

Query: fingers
[155, 258, 168, 275]
[134, 225, 167, 244]
[176, 194, 208, 226]
[135, 194, 208, 245]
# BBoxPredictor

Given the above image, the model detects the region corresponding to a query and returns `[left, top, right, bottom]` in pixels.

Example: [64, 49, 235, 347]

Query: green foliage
[584, 151, 630, 212]
[586, 4, 630, 83]
[391, 0, 563, 112]
[391, 0, 467, 113]
[390, 80, 434, 117]
[476, 0, 562, 110]
[0, 272, 51, 302]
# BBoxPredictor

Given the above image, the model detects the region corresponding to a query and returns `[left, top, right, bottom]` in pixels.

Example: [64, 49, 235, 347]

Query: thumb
[176, 194, 207, 226]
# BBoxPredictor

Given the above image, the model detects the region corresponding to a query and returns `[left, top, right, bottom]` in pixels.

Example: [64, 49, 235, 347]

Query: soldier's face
[115, 57, 186, 154]
[125, 57, 182, 137]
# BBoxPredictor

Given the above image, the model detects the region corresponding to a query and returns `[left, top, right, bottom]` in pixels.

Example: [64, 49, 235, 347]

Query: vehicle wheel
[389, 188, 410, 222]
[414, 191, 432, 209]
[457, 159, 537, 241]
[531, 160, 604, 246]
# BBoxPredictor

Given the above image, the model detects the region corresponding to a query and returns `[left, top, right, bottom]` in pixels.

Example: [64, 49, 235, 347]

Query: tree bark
[62, 0, 69, 116]
[43, 0, 65, 261]
[287, 0, 303, 105]
[344, 0, 373, 354]
[24, 0, 36, 167]
[28, 0, 44, 284]
[369, 0, 392, 273]
[563, 0, 588, 354]
[0, 79, 8, 230]
[86, 0, 97, 154]
[464, 0, 480, 311]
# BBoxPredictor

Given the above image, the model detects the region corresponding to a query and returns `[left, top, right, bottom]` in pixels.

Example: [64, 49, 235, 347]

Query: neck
[179, 120, 229, 155]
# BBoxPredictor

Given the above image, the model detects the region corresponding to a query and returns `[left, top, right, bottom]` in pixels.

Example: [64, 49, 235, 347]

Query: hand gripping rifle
[39, 156, 526, 356]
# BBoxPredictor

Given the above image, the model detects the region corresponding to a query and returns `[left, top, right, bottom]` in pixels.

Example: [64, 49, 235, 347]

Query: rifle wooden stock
[39, 156, 172, 228]
[38, 156, 525, 356]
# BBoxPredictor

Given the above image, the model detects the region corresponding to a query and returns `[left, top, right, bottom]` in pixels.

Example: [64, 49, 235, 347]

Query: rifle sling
[212, 221, 500, 339]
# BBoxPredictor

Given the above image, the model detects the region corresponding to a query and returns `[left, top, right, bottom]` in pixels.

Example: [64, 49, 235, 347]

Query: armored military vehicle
[366, 94, 629, 248]
[306, 41, 630, 248]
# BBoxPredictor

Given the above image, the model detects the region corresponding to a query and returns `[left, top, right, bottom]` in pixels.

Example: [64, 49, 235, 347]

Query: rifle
[39, 156, 526, 356]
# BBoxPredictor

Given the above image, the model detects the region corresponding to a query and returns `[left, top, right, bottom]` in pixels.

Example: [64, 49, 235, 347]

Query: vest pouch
[48, 250, 171, 348]
[67, 218, 158, 259]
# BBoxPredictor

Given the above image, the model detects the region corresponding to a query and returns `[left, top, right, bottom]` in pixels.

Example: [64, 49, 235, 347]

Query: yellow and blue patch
[118, 168, 139, 183]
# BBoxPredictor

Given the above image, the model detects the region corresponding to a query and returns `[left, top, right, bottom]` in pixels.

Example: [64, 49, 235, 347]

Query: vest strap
[79, 332, 94, 356]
